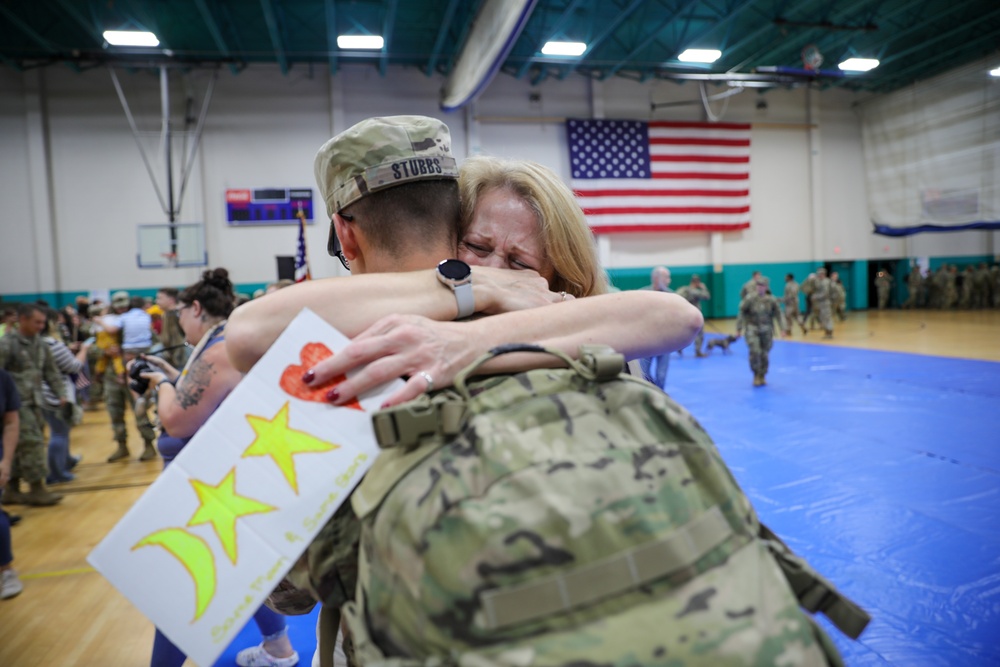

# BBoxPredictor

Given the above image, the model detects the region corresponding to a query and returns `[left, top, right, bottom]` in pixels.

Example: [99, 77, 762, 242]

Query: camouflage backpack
[341, 344, 869, 666]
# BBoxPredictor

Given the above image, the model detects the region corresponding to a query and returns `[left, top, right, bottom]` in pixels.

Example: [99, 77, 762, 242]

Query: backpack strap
[372, 393, 466, 450]
[478, 506, 735, 631]
[760, 523, 871, 639]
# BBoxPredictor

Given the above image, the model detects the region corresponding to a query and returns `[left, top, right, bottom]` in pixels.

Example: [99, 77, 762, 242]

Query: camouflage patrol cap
[111, 290, 130, 306]
[314, 115, 458, 219]
[755, 275, 770, 286]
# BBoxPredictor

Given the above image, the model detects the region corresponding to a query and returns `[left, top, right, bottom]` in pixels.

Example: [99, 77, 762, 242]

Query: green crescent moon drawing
[133, 527, 218, 622]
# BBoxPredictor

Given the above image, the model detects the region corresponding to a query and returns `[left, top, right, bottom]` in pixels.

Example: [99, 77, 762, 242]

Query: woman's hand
[471, 266, 572, 314]
[304, 314, 482, 408]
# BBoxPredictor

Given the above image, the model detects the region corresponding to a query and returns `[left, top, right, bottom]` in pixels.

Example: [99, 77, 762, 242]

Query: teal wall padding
[0, 283, 272, 310]
[851, 260, 869, 310]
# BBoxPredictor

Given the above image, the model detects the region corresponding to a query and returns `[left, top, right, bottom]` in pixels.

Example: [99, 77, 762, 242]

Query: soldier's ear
[333, 213, 361, 262]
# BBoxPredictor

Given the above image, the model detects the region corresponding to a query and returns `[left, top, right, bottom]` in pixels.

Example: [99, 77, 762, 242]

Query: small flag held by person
[567, 119, 751, 234]
[294, 209, 311, 282]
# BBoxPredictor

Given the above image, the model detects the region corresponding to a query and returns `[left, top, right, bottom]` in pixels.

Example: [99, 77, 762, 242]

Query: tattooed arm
[155, 340, 243, 439]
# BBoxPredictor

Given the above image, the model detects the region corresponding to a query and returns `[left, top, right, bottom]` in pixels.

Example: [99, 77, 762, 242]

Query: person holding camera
[129, 267, 299, 667]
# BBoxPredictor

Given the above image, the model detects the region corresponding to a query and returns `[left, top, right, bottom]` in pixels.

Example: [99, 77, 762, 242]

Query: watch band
[453, 282, 474, 319]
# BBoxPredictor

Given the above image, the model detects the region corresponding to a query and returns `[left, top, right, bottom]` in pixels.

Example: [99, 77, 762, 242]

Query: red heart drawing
[279, 342, 363, 411]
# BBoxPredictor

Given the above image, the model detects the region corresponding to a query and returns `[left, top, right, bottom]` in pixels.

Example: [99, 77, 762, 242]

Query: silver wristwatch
[436, 259, 474, 320]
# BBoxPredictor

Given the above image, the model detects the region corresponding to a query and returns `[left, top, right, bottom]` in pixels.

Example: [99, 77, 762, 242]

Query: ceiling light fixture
[990, 66, 1000, 78]
[103, 30, 160, 47]
[541, 41, 586, 57]
[839, 57, 879, 72]
[337, 35, 384, 50]
[678, 49, 722, 63]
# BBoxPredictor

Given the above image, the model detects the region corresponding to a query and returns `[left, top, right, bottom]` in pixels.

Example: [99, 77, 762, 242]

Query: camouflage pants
[693, 327, 704, 354]
[105, 375, 156, 445]
[877, 287, 890, 310]
[783, 304, 803, 331]
[12, 404, 49, 484]
[811, 299, 833, 333]
[745, 327, 774, 377]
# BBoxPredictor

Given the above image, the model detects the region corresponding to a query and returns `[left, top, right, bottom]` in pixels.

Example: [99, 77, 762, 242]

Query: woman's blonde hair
[459, 156, 608, 298]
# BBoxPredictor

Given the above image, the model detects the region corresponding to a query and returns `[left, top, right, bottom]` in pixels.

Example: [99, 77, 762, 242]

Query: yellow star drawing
[187, 468, 276, 564]
[242, 402, 340, 494]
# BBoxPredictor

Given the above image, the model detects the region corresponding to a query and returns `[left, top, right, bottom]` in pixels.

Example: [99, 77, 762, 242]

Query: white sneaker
[1, 569, 23, 599]
[236, 643, 299, 667]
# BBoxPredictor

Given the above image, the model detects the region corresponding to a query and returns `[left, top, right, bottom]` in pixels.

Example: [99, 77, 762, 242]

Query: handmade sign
[88, 308, 401, 666]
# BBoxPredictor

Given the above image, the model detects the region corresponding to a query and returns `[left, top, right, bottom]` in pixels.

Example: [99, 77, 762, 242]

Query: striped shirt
[42, 336, 84, 407]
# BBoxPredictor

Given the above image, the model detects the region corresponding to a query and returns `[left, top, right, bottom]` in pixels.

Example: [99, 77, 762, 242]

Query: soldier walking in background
[93, 292, 157, 463]
[676, 274, 710, 356]
[782, 273, 807, 335]
[801, 272, 818, 330]
[831, 271, 848, 321]
[740, 270, 761, 300]
[810, 268, 834, 338]
[903, 265, 923, 309]
[639, 266, 674, 387]
[875, 269, 894, 310]
[735, 276, 785, 387]
[0, 304, 65, 507]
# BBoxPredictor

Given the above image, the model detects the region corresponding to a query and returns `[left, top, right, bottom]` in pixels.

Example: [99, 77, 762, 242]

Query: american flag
[294, 209, 311, 282]
[567, 119, 751, 233]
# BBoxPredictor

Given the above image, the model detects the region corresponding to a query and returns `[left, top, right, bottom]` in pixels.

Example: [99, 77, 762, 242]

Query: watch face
[437, 259, 471, 281]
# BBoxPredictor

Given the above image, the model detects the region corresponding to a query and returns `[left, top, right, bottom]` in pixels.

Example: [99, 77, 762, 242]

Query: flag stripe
[583, 206, 751, 215]
[567, 118, 751, 233]
[576, 189, 749, 198]
[652, 155, 749, 163]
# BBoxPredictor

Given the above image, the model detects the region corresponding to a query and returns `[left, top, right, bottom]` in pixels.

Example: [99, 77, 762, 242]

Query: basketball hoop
[160, 251, 178, 268]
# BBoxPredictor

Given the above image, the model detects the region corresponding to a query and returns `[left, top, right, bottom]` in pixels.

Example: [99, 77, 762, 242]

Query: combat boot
[107, 442, 130, 463]
[139, 441, 158, 461]
[752, 374, 763, 387]
[22, 481, 63, 506]
[695, 350, 707, 358]
[2, 480, 26, 505]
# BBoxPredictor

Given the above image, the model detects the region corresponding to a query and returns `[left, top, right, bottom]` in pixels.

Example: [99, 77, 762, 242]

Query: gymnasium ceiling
[1, 0, 997, 96]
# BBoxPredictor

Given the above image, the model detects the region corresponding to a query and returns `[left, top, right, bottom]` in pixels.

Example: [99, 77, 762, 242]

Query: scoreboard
[226, 187, 314, 225]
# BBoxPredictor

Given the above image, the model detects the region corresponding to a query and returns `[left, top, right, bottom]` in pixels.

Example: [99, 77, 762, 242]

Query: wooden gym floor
[0, 308, 997, 666]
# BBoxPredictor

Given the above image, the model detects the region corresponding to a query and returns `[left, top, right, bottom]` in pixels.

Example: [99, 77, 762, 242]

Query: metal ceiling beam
[52, 0, 104, 44]
[877, 6, 1000, 69]
[741, 0, 926, 75]
[602, 0, 703, 79]
[324, 0, 338, 75]
[515, 0, 588, 79]
[194, 0, 240, 75]
[379, 0, 399, 77]
[729, 0, 861, 72]
[426, 0, 461, 76]
[865, 25, 1000, 92]
[259, 0, 289, 74]
[0, 3, 57, 53]
[669, 0, 759, 62]
[559, 0, 646, 79]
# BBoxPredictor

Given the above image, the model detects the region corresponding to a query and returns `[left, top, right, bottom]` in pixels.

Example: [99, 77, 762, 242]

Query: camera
[129, 358, 154, 394]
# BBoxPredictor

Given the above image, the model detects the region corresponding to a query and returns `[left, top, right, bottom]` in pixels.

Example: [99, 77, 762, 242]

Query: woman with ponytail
[131, 268, 300, 667]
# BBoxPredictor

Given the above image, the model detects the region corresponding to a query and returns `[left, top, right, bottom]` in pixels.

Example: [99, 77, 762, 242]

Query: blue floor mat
[667, 341, 1000, 667]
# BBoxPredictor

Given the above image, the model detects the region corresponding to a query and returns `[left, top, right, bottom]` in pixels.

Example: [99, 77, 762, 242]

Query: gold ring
[417, 371, 434, 393]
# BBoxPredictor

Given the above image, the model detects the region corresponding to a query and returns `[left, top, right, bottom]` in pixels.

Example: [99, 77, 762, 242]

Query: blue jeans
[640, 353, 670, 388]
[0, 489, 12, 567]
[43, 408, 74, 483]
[151, 604, 288, 667]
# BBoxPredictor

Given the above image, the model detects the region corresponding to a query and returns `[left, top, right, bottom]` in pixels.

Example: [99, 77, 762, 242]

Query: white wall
[0, 61, 993, 297]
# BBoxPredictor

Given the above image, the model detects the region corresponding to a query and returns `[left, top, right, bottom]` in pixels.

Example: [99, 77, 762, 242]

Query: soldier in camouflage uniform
[154, 287, 190, 370]
[98, 293, 157, 462]
[810, 268, 834, 338]
[902, 265, 923, 309]
[831, 271, 848, 321]
[781, 273, 807, 335]
[739, 270, 761, 300]
[676, 274, 710, 356]
[736, 276, 786, 386]
[0, 303, 65, 506]
[875, 269, 893, 310]
[943, 265, 958, 308]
